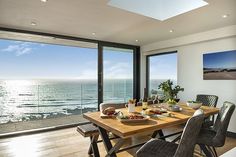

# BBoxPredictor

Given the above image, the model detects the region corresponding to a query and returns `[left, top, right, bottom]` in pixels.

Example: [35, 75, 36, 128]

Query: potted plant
[158, 80, 184, 105]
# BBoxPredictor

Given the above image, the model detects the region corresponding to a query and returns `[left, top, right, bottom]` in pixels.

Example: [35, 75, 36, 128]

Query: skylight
[108, 0, 208, 21]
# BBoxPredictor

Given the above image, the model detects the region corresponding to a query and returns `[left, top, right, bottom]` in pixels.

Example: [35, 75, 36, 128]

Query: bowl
[187, 101, 202, 109]
[171, 105, 182, 112]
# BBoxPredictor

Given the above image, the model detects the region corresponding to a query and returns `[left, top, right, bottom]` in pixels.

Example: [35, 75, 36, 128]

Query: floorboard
[0, 127, 235, 157]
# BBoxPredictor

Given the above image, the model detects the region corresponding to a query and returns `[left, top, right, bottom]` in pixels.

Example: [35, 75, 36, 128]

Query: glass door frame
[98, 42, 140, 110]
[146, 51, 177, 96]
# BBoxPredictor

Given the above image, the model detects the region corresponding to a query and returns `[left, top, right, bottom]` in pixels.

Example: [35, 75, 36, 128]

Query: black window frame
[0, 27, 140, 112]
[98, 42, 140, 108]
[146, 51, 177, 96]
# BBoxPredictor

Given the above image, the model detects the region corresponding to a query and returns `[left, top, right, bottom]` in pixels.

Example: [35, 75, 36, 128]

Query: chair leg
[212, 147, 218, 157]
[199, 144, 213, 157]
[206, 145, 216, 157]
[199, 146, 203, 156]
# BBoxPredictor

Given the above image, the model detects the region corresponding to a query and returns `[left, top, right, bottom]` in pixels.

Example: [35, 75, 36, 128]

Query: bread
[102, 107, 116, 115]
[150, 108, 161, 114]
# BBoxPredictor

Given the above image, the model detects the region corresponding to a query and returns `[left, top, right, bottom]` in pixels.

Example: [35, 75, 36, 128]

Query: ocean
[0, 79, 133, 124]
[0, 79, 174, 124]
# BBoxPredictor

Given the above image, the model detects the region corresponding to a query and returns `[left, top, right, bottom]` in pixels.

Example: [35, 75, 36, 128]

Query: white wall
[141, 26, 236, 133]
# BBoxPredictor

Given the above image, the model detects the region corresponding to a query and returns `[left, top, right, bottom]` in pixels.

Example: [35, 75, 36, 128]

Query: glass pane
[103, 47, 133, 103]
[0, 38, 97, 134]
[149, 53, 177, 97]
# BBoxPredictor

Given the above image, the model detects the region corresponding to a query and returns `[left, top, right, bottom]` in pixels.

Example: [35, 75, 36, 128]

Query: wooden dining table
[83, 103, 219, 157]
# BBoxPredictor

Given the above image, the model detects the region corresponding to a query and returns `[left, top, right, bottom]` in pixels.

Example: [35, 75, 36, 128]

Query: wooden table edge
[83, 106, 219, 138]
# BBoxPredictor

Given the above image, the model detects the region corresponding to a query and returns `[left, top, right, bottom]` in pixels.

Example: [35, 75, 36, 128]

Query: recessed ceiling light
[41, 0, 48, 2]
[135, 39, 139, 42]
[92, 32, 96, 35]
[31, 22, 37, 26]
[222, 14, 229, 18]
[169, 29, 174, 33]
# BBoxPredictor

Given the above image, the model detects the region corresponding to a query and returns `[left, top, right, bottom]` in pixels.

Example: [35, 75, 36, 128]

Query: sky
[149, 53, 177, 80]
[0, 39, 133, 79]
[203, 50, 236, 69]
[104, 48, 133, 79]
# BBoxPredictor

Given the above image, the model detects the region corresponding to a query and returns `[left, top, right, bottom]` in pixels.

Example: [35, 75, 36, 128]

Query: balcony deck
[0, 115, 86, 135]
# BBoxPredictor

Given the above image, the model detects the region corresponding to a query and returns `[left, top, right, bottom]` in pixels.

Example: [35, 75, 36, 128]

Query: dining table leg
[151, 129, 166, 140]
[106, 138, 125, 157]
[97, 126, 117, 157]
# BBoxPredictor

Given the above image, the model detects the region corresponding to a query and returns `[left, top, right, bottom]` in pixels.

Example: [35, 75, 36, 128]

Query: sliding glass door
[103, 47, 134, 103]
[0, 38, 98, 134]
[0, 30, 139, 135]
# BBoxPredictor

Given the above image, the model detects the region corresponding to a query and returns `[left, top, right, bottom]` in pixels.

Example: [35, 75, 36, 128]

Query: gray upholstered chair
[197, 101, 235, 157]
[196, 94, 218, 107]
[136, 109, 205, 157]
[196, 94, 218, 127]
[171, 94, 219, 142]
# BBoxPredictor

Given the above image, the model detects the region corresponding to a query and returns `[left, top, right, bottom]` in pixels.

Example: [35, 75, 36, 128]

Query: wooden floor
[0, 127, 235, 157]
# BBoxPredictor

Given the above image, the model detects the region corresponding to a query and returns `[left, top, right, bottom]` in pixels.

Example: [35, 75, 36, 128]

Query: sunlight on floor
[7, 136, 42, 157]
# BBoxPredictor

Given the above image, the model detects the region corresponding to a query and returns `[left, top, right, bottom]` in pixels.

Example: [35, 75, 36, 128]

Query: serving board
[117, 116, 150, 123]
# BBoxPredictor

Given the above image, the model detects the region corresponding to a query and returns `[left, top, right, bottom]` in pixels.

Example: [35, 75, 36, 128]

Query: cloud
[103, 60, 111, 65]
[75, 61, 133, 79]
[104, 62, 133, 79]
[149, 61, 177, 80]
[16, 47, 32, 56]
[1, 42, 33, 56]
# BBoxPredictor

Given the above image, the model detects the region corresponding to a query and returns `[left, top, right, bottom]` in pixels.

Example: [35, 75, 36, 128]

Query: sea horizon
[0, 78, 173, 124]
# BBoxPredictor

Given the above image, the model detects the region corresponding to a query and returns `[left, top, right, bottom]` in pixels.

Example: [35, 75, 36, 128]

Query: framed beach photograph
[203, 50, 236, 80]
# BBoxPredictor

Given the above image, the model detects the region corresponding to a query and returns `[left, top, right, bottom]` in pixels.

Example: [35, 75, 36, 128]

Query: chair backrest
[196, 94, 218, 107]
[174, 109, 204, 157]
[99, 102, 126, 111]
[212, 101, 235, 147]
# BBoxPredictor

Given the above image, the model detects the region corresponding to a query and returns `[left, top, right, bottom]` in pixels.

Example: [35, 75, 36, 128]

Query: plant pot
[174, 98, 180, 103]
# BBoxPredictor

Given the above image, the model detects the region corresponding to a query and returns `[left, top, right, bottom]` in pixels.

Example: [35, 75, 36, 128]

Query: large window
[103, 47, 133, 103]
[0, 30, 139, 135]
[147, 52, 177, 97]
[0, 38, 98, 133]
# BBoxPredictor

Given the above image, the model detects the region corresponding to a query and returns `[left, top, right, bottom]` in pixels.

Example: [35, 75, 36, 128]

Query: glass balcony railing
[0, 79, 132, 128]
[0, 80, 98, 125]
[103, 79, 133, 103]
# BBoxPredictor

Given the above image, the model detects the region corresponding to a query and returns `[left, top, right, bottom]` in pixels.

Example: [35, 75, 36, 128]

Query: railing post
[37, 84, 39, 114]
[124, 79, 126, 102]
[80, 83, 83, 114]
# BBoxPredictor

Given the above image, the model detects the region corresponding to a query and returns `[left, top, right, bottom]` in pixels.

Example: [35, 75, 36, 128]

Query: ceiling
[0, 0, 235, 46]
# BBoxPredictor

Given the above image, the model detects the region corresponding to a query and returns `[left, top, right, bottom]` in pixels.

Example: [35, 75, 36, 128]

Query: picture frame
[203, 50, 236, 80]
